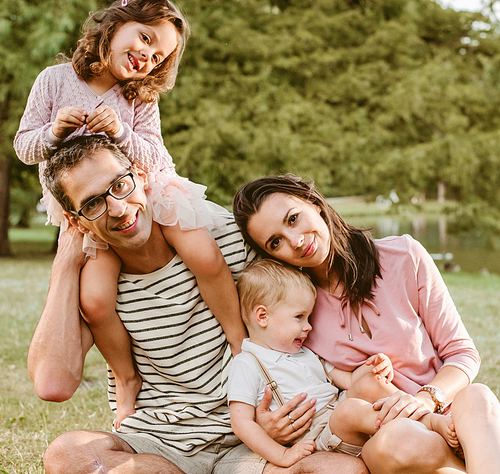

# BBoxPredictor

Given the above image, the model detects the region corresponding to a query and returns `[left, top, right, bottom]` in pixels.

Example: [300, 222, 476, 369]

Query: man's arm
[28, 227, 94, 402]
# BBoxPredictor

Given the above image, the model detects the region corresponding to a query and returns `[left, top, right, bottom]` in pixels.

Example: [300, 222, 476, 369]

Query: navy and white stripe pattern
[110, 217, 251, 454]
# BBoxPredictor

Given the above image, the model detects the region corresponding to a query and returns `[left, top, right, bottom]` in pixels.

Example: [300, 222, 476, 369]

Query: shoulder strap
[246, 352, 286, 407]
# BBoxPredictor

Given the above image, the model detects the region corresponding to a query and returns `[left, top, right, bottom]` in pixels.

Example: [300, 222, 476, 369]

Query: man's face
[62, 150, 153, 250]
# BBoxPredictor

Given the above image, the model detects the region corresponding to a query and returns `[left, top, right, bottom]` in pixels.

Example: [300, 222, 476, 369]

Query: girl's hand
[86, 105, 122, 136]
[366, 353, 394, 383]
[280, 440, 315, 467]
[255, 387, 316, 444]
[373, 391, 432, 428]
[52, 106, 87, 139]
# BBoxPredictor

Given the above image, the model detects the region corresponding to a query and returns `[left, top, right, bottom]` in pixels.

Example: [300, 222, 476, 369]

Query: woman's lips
[302, 237, 316, 258]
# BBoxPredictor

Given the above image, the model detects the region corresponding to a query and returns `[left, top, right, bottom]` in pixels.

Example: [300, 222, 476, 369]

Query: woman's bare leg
[451, 383, 500, 474]
[362, 418, 465, 474]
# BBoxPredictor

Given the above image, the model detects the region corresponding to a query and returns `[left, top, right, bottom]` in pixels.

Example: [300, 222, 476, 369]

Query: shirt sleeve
[14, 68, 58, 165]
[116, 99, 175, 174]
[410, 236, 481, 383]
[227, 354, 264, 407]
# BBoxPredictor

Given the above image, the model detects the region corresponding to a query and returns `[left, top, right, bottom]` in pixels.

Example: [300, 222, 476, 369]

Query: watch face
[435, 390, 446, 403]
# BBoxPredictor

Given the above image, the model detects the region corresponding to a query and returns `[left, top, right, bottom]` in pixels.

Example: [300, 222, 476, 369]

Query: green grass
[1, 227, 500, 472]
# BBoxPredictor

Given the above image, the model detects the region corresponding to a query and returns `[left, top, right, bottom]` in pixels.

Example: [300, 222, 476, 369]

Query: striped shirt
[112, 216, 252, 454]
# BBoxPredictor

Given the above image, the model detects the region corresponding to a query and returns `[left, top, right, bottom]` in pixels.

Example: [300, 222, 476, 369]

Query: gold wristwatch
[417, 384, 446, 413]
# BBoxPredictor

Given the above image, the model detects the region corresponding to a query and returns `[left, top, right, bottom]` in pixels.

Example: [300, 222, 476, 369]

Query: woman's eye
[289, 213, 298, 224]
[152, 54, 160, 64]
[142, 33, 150, 43]
[270, 238, 281, 250]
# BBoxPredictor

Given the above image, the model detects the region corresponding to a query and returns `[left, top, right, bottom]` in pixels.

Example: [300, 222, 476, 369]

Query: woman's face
[247, 193, 331, 268]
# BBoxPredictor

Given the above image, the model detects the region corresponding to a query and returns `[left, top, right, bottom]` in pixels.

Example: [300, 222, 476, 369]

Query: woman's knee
[453, 383, 500, 422]
[362, 418, 448, 471]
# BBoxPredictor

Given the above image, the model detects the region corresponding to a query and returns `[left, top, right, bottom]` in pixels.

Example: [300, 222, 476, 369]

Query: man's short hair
[236, 259, 316, 326]
[44, 135, 132, 213]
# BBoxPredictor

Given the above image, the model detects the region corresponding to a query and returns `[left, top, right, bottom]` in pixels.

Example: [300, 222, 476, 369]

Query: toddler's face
[262, 286, 315, 354]
[108, 20, 178, 81]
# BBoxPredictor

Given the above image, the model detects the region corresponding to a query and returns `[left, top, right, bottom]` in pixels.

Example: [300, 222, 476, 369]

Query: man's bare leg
[361, 418, 465, 474]
[451, 384, 500, 474]
[262, 451, 368, 474]
[43, 430, 185, 474]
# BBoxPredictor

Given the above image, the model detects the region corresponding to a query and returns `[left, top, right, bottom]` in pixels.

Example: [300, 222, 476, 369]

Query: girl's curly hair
[72, 0, 190, 103]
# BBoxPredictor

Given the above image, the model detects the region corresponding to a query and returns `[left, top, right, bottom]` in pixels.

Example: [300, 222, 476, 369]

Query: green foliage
[3, 0, 500, 234]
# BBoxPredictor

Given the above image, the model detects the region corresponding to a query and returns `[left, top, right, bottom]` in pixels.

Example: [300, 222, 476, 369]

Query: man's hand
[255, 387, 316, 444]
[52, 107, 87, 139]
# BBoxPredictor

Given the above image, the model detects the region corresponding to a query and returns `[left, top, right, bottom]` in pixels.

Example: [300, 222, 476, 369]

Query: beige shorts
[297, 391, 363, 458]
[116, 432, 266, 474]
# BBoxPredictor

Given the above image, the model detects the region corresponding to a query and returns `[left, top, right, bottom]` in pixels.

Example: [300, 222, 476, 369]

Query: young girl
[15, 0, 246, 429]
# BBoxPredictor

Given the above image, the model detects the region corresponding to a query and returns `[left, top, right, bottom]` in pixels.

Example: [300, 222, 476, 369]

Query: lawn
[1, 225, 500, 472]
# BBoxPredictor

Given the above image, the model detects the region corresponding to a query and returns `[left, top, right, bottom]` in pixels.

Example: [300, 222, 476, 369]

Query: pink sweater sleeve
[114, 99, 174, 175]
[14, 68, 58, 165]
[410, 237, 481, 383]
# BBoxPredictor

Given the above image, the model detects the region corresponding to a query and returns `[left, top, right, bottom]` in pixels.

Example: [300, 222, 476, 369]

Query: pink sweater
[306, 235, 480, 394]
[14, 63, 175, 199]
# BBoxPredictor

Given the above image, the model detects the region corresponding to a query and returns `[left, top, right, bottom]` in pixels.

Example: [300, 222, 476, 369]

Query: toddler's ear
[254, 305, 269, 328]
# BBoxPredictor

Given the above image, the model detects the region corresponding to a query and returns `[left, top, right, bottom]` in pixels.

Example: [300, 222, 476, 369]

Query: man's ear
[254, 305, 269, 328]
[132, 164, 148, 188]
[63, 211, 90, 234]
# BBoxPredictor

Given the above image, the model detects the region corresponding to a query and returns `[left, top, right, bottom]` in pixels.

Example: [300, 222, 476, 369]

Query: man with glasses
[28, 136, 367, 474]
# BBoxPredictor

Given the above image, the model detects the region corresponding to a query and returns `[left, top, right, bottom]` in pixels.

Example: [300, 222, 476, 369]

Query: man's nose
[106, 195, 127, 217]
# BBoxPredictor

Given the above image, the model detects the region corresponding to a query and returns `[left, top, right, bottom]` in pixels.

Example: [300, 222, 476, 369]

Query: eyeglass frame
[70, 168, 136, 221]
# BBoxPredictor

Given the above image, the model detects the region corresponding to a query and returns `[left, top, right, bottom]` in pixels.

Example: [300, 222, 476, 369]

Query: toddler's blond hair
[237, 259, 316, 326]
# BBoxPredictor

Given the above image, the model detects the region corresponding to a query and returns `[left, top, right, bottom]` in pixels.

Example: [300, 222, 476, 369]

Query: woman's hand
[366, 353, 394, 383]
[52, 106, 87, 139]
[373, 390, 433, 428]
[86, 104, 122, 137]
[255, 387, 316, 444]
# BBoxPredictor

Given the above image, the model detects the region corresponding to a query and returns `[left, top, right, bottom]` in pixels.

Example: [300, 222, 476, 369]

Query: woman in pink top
[233, 174, 500, 474]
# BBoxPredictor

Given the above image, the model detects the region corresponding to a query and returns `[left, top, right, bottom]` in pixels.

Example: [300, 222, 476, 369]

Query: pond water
[344, 213, 500, 276]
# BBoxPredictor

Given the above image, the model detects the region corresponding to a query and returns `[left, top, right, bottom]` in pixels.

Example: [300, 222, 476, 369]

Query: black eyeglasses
[73, 170, 136, 221]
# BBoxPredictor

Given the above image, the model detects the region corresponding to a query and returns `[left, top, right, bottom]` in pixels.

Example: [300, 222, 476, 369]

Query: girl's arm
[161, 224, 247, 356]
[230, 401, 315, 468]
[115, 100, 174, 174]
[14, 68, 63, 165]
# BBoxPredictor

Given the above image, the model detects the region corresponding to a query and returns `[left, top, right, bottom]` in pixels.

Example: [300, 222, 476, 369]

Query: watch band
[417, 384, 446, 413]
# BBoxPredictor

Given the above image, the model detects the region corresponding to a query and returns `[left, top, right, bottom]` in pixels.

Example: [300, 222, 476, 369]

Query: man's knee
[43, 430, 130, 474]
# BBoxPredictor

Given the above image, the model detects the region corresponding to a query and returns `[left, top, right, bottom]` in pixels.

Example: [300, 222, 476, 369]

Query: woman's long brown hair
[232, 175, 381, 306]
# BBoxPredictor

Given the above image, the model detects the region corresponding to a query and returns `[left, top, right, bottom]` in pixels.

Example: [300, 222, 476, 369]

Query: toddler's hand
[366, 353, 393, 383]
[52, 106, 87, 139]
[86, 104, 122, 137]
[281, 439, 315, 467]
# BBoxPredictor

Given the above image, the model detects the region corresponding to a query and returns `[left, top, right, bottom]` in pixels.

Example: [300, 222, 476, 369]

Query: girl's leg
[451, 384, 500, 474]
[80, 248, 141, 428]
[161, 224, 247, 356]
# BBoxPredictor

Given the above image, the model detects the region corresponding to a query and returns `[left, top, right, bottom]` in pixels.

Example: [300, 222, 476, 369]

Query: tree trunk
[0, 159, 11, 257]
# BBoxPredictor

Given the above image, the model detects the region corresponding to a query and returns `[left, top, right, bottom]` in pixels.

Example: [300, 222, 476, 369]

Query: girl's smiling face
[108, 21, 178, 81]
[247, 193, 331, 269]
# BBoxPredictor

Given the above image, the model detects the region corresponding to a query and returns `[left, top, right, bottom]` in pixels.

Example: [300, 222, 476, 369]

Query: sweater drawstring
[337, 297, 380, 341]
